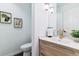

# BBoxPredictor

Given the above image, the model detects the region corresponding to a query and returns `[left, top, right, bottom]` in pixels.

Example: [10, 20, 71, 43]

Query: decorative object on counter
[58, 28, 64, 39]
[71, 30, 79, 42]
[14, 18, 23, 28]
[46, 27, 54, 37]
[0, 11, 12, 24]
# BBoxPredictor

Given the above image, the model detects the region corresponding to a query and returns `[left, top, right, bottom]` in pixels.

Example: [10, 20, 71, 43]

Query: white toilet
[20, 43, 32, 56]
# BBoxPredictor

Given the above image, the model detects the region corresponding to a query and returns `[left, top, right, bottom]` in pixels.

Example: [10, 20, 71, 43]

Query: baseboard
[4, 50, 22, 56]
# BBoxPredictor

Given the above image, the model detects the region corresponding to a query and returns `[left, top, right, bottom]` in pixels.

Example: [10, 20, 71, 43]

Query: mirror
[57, 3, 79, 36]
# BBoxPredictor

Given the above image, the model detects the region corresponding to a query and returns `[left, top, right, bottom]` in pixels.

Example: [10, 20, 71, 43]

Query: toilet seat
[20, 43, 32, 52]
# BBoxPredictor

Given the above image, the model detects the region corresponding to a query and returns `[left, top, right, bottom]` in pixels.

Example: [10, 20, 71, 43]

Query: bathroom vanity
[39, 37, 79, 56]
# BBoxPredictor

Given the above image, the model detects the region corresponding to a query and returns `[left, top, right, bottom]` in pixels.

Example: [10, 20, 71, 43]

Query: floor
[14, 52, 23, 56]
[14, 51, 32, 56]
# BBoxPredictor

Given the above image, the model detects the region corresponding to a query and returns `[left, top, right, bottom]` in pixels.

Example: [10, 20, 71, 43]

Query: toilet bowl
[20, 43, 32, 56]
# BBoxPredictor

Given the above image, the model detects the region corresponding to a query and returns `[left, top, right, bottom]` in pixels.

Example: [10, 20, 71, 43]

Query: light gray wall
[0, 3, 31, 56]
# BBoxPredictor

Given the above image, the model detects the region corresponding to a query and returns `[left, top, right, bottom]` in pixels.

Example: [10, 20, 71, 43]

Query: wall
[32, 3, 57, 56]
[48, 4, 57, 28]
[32, 3, 48, 56]
[0, 3, 31, 56]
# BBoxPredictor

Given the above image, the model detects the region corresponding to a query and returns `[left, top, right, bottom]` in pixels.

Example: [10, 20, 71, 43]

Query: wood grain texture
[39, 39, 79, 56]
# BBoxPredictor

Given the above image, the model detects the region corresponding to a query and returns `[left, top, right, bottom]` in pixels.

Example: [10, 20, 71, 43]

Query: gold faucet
[58, 29, 64, 39]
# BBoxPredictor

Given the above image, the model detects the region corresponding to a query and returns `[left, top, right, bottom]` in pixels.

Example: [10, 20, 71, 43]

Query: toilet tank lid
[21, 43, 32, 48]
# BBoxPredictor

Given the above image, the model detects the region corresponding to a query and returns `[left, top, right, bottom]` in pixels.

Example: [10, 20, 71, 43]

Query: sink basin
[52, 37, 73, 45]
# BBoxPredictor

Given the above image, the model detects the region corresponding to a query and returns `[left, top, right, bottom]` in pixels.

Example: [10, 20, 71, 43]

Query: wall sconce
[49, 6, 54, 14]
[44, 3, 54, 14]
[44, 3, 50, 11]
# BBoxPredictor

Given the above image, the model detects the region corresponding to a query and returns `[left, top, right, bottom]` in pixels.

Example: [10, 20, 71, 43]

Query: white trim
[31, 3, 35, 56]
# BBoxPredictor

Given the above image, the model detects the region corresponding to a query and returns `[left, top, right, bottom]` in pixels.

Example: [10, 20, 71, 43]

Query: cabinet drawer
[39, 40, 78, 56]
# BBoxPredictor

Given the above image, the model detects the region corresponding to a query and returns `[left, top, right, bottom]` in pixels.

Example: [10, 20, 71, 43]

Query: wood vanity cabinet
[39, 39, 79, 56]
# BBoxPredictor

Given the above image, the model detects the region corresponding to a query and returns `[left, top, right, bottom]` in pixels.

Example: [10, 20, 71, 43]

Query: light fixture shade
[44, 3, 49, 11]
[49, 7, 54, 14]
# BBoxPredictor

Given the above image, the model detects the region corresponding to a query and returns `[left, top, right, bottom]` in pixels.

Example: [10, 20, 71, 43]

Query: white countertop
[39, 37, 79, 50]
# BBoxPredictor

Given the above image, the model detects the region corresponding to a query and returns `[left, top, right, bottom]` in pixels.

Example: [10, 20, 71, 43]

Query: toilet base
[23, 51, 31, 56]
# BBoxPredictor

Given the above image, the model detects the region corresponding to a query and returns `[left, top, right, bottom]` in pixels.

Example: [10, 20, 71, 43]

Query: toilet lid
[21, 43, 32, 49]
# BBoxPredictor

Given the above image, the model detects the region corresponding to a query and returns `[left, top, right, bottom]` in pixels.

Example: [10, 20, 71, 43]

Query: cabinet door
[40, 42, 69, 56]
[39, 40, 78, 56]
